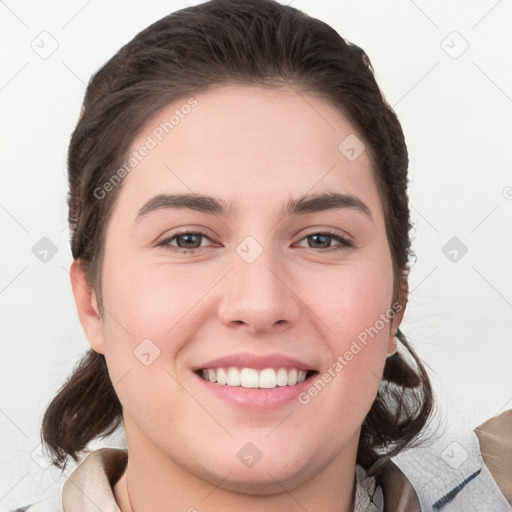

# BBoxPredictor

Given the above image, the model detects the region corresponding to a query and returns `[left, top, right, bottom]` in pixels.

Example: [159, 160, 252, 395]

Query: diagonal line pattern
[393, 62, 439, 108]
[0, 408, 29, 439]
[63, 473, 104, 511]
[265, 410, 294, 438]
[61, 0, 93, 30]
[201, 470, 233, 502]
[0, 62, 29, 92]
[265, 163, 337, 235]
[493, 396, 512, 417]
[410, 265, 438, 294]
[265, 265, 337, 335]
[265, 470, 311, 511]
[61, 61, 86, 86]
[0, 203, 29, 233]
[112, 368, 132, 389]
[60, 265, 132, 336]
[291, 84, 337, 131]
[0, 266, 28, 296]
[164, 267, 233, 336]
[164, 163, 234, 234]
[0, 0, 29, 28]
[470, 205, 499, 233]
[471, 0, 503, 30]
[471, 265, 512, 308]
[411, 205, 439, 234]
[472, 61, 512, 104]
[408, 0, 439, 28]
[0, 472, 30, 504]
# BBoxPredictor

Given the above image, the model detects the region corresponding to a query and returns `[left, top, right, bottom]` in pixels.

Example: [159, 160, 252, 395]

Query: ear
[387, 272, 408, 357]
[69, 259, 105, 354]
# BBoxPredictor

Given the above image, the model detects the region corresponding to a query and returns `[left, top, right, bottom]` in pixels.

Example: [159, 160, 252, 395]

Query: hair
[41, 0, 434, 476]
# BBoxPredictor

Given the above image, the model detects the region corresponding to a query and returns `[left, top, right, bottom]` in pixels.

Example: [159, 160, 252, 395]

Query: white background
[1, 0, 511, 508]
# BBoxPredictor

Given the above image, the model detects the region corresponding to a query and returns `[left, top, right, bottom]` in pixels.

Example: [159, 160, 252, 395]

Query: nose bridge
[217, 236, 300, 333]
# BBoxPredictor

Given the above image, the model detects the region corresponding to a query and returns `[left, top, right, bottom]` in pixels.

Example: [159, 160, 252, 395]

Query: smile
[197, 367, 316, 388]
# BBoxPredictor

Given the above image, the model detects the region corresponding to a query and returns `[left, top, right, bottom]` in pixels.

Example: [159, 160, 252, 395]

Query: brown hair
[41, 0, 434, 476]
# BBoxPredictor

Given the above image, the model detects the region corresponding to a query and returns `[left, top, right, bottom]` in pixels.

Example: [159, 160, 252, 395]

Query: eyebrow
[136, 191, 373, 222]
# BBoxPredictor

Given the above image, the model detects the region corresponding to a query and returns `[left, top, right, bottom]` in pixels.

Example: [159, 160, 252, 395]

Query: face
[74, 84, 404, 493]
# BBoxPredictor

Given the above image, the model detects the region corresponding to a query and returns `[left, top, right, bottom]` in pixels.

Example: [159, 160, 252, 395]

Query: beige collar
[62, 448, 420, 511]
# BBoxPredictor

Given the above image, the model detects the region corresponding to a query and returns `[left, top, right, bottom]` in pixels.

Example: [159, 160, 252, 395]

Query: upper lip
[193, 352, 317, 371]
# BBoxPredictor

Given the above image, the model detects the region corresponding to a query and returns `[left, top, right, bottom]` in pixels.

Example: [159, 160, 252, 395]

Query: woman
[12, 0, 511, 510]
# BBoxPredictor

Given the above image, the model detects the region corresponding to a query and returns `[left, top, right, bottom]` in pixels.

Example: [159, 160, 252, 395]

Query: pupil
[178, 234, 200, 248]
[310, 234, 330, 248]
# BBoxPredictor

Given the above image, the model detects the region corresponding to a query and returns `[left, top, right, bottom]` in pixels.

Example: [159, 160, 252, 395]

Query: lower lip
[193, 371, 316, 410]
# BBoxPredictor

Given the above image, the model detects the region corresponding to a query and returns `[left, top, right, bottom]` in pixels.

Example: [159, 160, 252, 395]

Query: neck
[114, 419, 359, 512]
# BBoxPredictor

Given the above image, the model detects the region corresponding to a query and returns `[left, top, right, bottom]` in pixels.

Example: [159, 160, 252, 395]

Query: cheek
[302, 256, 394, 343]
[100, 240, 395, 363]
[98, 253, 224, 409]
[100, 254, 207, 341]
[99, 259, 199, 431]
[299, 258, 394, 401]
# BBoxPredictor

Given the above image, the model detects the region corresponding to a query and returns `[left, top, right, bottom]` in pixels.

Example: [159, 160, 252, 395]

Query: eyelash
[156, 229, 354, 254]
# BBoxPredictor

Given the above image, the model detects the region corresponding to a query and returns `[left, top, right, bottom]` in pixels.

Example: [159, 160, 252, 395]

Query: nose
[217, 248, 301, 335]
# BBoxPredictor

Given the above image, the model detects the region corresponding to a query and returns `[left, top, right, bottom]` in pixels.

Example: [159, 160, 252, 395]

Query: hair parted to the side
[41, 0, 434, 475]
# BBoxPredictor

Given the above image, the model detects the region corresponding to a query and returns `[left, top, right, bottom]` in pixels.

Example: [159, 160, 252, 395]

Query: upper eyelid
[159, 230, 216, 246]
[297, 227, 353, 241]
[157, 227, 215, 242]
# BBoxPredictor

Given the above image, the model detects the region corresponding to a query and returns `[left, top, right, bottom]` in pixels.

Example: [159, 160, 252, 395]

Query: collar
[62, 448, 420, 511]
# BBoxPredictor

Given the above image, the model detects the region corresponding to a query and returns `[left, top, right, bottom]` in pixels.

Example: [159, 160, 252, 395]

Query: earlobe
[387, 272, 408, 352]
[387, 334, 398, 357]
[69, 260, 105, 354]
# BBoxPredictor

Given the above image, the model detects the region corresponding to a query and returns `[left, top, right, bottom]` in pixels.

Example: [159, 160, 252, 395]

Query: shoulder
[61, 447, 127, 510]
[6, 447, 126, 512]
[392, 409, 512, 511]
[475, 409, 512, 503]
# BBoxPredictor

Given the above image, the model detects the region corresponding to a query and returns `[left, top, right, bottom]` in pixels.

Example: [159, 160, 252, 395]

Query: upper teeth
[201, 367, 308, 388]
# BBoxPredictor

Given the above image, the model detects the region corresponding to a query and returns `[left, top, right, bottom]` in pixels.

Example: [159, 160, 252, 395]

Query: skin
[71, 84, 405, 512]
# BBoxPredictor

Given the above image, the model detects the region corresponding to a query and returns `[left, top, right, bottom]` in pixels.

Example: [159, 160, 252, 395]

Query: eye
[157, 230, 216, 254]
[296, 231, 353, 251]
[156, 229, 354, 255]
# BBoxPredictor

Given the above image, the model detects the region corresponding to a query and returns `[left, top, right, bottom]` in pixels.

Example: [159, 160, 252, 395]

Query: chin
[199, 443, 319, 495]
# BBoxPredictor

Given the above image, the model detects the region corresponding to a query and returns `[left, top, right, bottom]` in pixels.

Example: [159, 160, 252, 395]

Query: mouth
[194, 367, 319, 389]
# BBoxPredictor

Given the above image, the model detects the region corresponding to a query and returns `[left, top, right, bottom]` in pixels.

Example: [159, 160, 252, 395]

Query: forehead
[114, 84, 382, 218]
